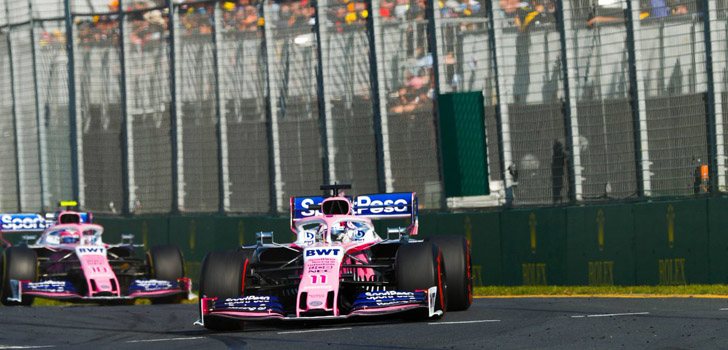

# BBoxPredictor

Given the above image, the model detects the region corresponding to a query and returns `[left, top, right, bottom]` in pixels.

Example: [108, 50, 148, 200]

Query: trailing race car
[0, 210, 191, 305]
[196, 184, 472, 330]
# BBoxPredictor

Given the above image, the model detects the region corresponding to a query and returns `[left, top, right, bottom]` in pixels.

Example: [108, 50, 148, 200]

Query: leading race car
[196, 184, 472, 330]
[0, 210, 191, 305]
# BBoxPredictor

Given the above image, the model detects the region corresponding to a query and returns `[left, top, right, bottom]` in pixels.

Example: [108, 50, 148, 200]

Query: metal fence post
[260, 2, 278, 214]
[366, 0, 386, 193]
[262, 0, 284, 212]
[485, 0, 507, 196]
[167, 0, 180, 213]
[5, 0, 21, 211]
[313, 0, 330, 185]
[28, 0, 46, 209]
[211, 5, 228, 213]
[489, 0, 515, 205]
[702, 0, 719, 193]
[425, 0, 445, 208]
[625, 0, 648, 197]
[118, 0, 131, 214]
[709, 0, 726, 192]
[556, 0, 580, 203]
[63, 0, 79, 206]
[369, 0, 393, 193]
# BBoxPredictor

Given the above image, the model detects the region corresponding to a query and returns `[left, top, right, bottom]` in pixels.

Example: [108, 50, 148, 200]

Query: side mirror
[386, 227, 408, 241]
[121, 234, 135, 245]
[256, 231, 274, 245]
[21, 235, 37, 246]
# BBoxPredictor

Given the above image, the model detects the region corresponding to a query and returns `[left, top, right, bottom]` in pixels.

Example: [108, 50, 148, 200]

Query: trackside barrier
[500, 208, 567, 286]
[632, 199, 710, 285]
[92, 196, 728, 286]
[708, 196, 728, 283]
[565, 205, 635, 286]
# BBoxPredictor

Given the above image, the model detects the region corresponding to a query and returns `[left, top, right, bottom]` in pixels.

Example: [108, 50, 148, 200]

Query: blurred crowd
[498, 0, 703, 31]
[46, 0, 705, 48]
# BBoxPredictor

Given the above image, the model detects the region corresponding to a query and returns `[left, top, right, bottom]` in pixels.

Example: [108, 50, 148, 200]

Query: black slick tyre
[426, 235, 473, 311]
[199, 250, 252, 331]
[1, 247, 37, 306]
[395, 242, 447, 319]
[147, 245, 186, 304]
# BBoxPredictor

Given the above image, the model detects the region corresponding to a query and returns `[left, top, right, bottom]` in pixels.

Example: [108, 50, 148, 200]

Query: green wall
[92, 196, 728, 286]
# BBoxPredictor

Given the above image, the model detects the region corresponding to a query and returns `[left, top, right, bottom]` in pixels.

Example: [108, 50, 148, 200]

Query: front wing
[195, 287, 442, 326]
[6, 277, 193, 302]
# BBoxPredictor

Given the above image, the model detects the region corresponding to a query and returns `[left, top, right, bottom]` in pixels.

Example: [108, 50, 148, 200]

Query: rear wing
[353, 192, 419, 235]
[0, 212, 93, 247]
[0, 213, 53, 247]
[0, 213, 53, 233]
[290, 196, 326, 232]
[289, 192, 419, 235]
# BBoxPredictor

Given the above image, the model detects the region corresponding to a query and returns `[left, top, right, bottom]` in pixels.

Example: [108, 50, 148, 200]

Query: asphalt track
[3, 297, 728, 349]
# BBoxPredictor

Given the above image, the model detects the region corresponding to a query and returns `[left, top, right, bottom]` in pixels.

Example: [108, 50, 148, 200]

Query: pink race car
[196, 184, 472, 331]
[0, 210, 191, 305]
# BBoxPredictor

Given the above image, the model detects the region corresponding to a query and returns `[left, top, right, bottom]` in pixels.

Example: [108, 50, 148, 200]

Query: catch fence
[0, 0, 724, 214]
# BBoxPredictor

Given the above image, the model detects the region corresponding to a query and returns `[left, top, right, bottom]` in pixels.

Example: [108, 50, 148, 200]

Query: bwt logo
[305, 248, 341, 257]
[0, 214, 50, 231]
[354, 196, 409, 214]
[77, 247, 105, 255]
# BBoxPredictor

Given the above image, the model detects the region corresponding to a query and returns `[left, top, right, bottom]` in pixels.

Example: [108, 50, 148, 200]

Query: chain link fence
[638, 0, 709, 197]
[319, 0, 379, 195]
[712, 0, 728, 192]
[125, 5, 174, 214]
[0, 30, 19, 211]
[493, 1, 568, 205]
[433, 0, 502, 190]
[0, 0, 725, 214]
[175, 2, 220, 212]
[266, 0, 324, 211]
[217, 0, 271, 213]
[375, 0, 442, 208]
[569, 1, 638, 201]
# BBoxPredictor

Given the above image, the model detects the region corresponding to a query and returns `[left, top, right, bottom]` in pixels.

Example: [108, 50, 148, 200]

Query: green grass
[474, 285, 728, 296]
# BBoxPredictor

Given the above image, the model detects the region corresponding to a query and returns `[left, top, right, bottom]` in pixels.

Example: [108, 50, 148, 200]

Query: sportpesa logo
[353, 195, 409, 215]
[0, 214, 50, 231]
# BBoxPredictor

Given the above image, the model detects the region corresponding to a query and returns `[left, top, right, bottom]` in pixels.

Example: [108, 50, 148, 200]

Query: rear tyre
[199, 250, 252, 331]
[1, 247, 37, 306]
[395, 242, 447, 319]
[426, 236, 473, 311]
[147, 245, 186, 304]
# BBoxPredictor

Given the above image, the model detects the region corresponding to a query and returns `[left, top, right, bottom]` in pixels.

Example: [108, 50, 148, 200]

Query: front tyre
[199, 250, 252, 331]
[147, 245, 186, 304]
[395, 242, 447, 319]
[1, 247, 37, 306]
[426, 236, 473, 311]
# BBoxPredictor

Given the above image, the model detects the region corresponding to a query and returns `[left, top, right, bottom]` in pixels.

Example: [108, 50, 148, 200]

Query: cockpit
[295, 218, 375, 246]
[38, 225, 104, 246]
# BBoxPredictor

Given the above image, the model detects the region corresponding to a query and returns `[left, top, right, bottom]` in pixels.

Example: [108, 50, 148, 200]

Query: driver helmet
[332, 222, 353, 242]
[315, 224, 328, 243]
[59, 230, 80, 244]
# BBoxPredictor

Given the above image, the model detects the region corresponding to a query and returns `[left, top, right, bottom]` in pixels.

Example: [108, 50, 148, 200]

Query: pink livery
[0, 210, 191, 305]
[196, 184, 472, 331]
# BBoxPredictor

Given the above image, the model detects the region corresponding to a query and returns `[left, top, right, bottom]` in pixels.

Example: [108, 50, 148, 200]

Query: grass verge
[474, 285, 728, 297]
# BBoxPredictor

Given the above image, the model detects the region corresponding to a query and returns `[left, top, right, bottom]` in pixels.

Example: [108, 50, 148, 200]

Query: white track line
[429, 320, 501, 325]
[125, 337, 205, 344]
[278, 327, 352, 335]
[719, 308, 728, 311]
[0, 346, 55, 349]
[571, 312, 650, 318]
